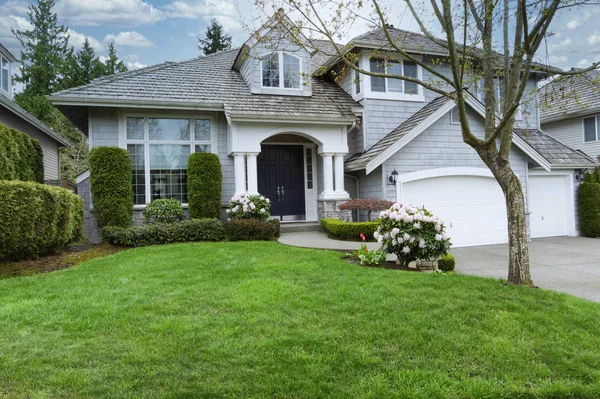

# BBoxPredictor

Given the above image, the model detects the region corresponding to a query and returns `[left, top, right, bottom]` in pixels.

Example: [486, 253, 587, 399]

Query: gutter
[47, 96, 225, 111]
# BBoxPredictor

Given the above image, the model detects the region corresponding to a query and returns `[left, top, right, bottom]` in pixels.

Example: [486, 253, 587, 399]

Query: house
[0, 42, 69, 182]
[48, 12, 595, 246]
[540, 69, 600, 163]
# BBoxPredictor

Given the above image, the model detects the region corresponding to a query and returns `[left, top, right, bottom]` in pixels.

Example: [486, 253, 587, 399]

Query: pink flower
[360, 233, 366, 241]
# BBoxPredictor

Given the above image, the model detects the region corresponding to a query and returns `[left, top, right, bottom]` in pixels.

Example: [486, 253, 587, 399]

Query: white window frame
[259, 51, 303, 91]
[582, 114, 600, 143]
[118, 113, 218, 208]
[450, 107, 460, 124]
[363, 54, 424, 102]
[0, 54, 10, 97]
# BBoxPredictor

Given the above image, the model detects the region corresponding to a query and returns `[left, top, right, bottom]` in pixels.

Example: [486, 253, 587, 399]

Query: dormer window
[369, 58, 418, 94]
[261, 52, 301, 89]
[1, 55, 9, 94]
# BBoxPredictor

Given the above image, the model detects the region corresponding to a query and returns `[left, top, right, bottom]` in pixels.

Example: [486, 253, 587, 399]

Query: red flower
[360, 233, 366, 241]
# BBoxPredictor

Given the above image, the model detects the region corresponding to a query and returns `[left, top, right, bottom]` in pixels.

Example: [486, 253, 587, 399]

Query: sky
[0, 0, 598, 74]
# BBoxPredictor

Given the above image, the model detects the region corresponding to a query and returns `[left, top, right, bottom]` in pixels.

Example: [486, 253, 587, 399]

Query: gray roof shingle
[50, 48, 361, 120]
[515, 128, 596, 167]
[352, 27, 447, 54]
[540, 70, 600, 123]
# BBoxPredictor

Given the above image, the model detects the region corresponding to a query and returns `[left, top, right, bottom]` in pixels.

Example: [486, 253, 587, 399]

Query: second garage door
[529, 174, 569, 238]
[402, 175, 508, 247]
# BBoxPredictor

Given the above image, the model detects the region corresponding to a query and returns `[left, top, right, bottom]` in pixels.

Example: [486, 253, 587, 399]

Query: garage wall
[380, 108, 529, 203]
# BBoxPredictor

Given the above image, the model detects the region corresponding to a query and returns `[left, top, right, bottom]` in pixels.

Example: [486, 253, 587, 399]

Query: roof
[0, 43, 17, 62]
[515, 129, 596, 168]
[540, 70, 600, 124]
[49, 48, 361, 122]
[345, 96, 454, 172]
[0, 94, 70, 146]
[352, 27, 447, 54]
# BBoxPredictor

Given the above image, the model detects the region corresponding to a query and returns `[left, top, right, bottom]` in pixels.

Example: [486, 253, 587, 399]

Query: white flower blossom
[435, 234, 443, 241]
[250, 203, 256, 210]
[402, 246, 411, 254]
[266, 198, 271, 203]
[260, 208, 266, 213]
[403, 233, 410, 241]
[419, 240, 425, 248]
[413, 222, 421, 229]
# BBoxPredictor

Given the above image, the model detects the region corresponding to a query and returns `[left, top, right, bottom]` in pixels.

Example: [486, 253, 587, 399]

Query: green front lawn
[1, 242, 599, 398]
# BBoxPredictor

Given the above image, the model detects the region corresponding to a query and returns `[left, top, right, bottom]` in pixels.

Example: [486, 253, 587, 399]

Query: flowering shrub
[338, 198, 394, 221]
[351, 233, 386, 266]
[226, 192, 271, 221]
[375, 203, 451, 268]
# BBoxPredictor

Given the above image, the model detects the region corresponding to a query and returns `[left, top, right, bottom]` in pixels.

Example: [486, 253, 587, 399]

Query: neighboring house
[540, 69, 600, 162]
[49, 12, 595, 246]
[0, 42, 69, 182]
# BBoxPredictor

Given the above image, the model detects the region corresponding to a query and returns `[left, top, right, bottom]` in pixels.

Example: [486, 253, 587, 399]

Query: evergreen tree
[103, 42, 127, 75]
[12, 0, 70, 101]
[77, 39, 104, 84]
[198, 19, 232, 55]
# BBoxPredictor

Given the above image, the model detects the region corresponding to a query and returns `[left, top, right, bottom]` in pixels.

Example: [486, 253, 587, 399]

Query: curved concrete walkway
[279, 232, 600, 303]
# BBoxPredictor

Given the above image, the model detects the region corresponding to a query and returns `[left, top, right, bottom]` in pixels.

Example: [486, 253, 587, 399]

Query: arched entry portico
[228, 121, 351, 221]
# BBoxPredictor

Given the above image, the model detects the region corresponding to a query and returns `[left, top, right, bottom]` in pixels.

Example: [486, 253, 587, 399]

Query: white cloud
[547, 38, 572, 54]
[0, 15, 33, 55]
[0, 0, 29, 15]
[126, 61, 147, 69]
[566, 20, 583, 30]
[163, 0, 235, 19]
[104, 31, 155, 48]
[55, 0, 165, 27]
[66, 29, 104, 51]
[578, 58, 590, 67]
[549, 55, 568, 64]
[588, 35, 600, 46]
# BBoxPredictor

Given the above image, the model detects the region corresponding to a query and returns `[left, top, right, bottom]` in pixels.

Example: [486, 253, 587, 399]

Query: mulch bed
[342, 257, 420, 272]
[0, 243, 128, 278]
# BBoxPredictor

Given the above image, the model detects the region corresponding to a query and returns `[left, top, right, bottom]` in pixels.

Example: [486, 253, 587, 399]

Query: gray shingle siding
[90, 107, 119, 147]
[542, 116, 600, 161]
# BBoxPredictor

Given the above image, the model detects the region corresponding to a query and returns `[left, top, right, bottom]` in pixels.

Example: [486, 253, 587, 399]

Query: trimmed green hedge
[0, 180, 83, 260]
[224, 219, 280, 241]
[579, 182, 600, 237]
[89, 147, 133, 228]
[0, 122, 44, 183]
[320, 218, 379, 241]
[438, 254, 456, 272]
[102, 219, 225, 247]
[188, 152, 222, 219]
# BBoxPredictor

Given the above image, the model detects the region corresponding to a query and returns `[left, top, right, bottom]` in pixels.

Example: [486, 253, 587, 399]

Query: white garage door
[402, 175, 508, 247]
[529, 175, 568, 238]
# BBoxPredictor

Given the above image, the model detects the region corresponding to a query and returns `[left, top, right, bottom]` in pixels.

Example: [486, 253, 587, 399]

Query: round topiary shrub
[375, 203, 451, 268]
[188, 152, 222, 219]
[89, 147, 133, 228]
[143, 198, 184, 224]
[226, 192, 271, 221]
[438, 253, 456, 272]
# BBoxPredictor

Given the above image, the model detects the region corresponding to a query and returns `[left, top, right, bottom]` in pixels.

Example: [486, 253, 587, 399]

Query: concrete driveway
[452, 237, 600, 302]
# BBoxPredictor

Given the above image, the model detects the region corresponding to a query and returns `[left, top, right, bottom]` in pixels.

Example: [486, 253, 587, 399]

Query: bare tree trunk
[479, 148, 534, 286]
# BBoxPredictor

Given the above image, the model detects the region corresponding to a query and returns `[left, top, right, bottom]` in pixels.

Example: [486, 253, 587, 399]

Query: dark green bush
[143, 198, 185, 224]
[102, 218, 224, 247]
[579, 181, 600, 238]
[224, 219, 279, 241]
[188, 152, 222, 219]
[320, 218, 379, 241]
[438, 253, 456, 272]
[0, 180, 83, 260]
[0, 122, 44, 183]
[89, 147, 133, 228]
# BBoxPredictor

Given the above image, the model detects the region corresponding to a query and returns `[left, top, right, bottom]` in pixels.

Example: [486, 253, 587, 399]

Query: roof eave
[229, 113, 357, 125]
[541, 106, 600, 124]
[48, 95, 225, 111]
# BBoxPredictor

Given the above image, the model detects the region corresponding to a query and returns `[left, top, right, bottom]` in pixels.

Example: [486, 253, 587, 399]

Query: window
[583, 115, 600, 143]
[369, 58, 419, 94]
[306, 147, 313, 189]
[125, 116, 213, 205]
[353, 61, 360, 95]
[1, 55, 8, 93]
[261, 52, 301, 89]
[450, 107, 460, 124]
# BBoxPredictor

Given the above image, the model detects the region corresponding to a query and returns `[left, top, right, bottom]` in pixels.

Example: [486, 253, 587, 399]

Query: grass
[1, 241, 599, 398]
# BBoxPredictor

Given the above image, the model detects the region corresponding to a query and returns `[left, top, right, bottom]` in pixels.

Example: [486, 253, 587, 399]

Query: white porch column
[246, 152, 258, 194]
[320, 153, 336, 199]
[233, 152, 246, 193]
[334, 153, 350, 199]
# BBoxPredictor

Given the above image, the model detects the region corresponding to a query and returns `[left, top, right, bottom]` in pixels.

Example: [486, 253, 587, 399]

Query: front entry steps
[279, 222, 321, 234]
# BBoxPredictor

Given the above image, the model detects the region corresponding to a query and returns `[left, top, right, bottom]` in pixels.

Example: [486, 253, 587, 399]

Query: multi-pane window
[1, 55, 9, 93]
[583, 115, 600, 143]
[262, 52, 301, 89]
[125, 116, 213, 205]
[306, 148, 313, 189]
[369, 58, 418, 94]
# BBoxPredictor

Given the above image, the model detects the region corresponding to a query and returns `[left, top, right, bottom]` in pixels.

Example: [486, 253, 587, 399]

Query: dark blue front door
[257, 145, 305, 219]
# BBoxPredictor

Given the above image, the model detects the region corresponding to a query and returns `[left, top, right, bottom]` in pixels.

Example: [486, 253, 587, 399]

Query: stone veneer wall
[318, 199, 352, 221]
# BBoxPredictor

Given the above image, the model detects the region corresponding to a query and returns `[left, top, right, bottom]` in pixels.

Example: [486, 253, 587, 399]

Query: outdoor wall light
[389, 169, 399, 185]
